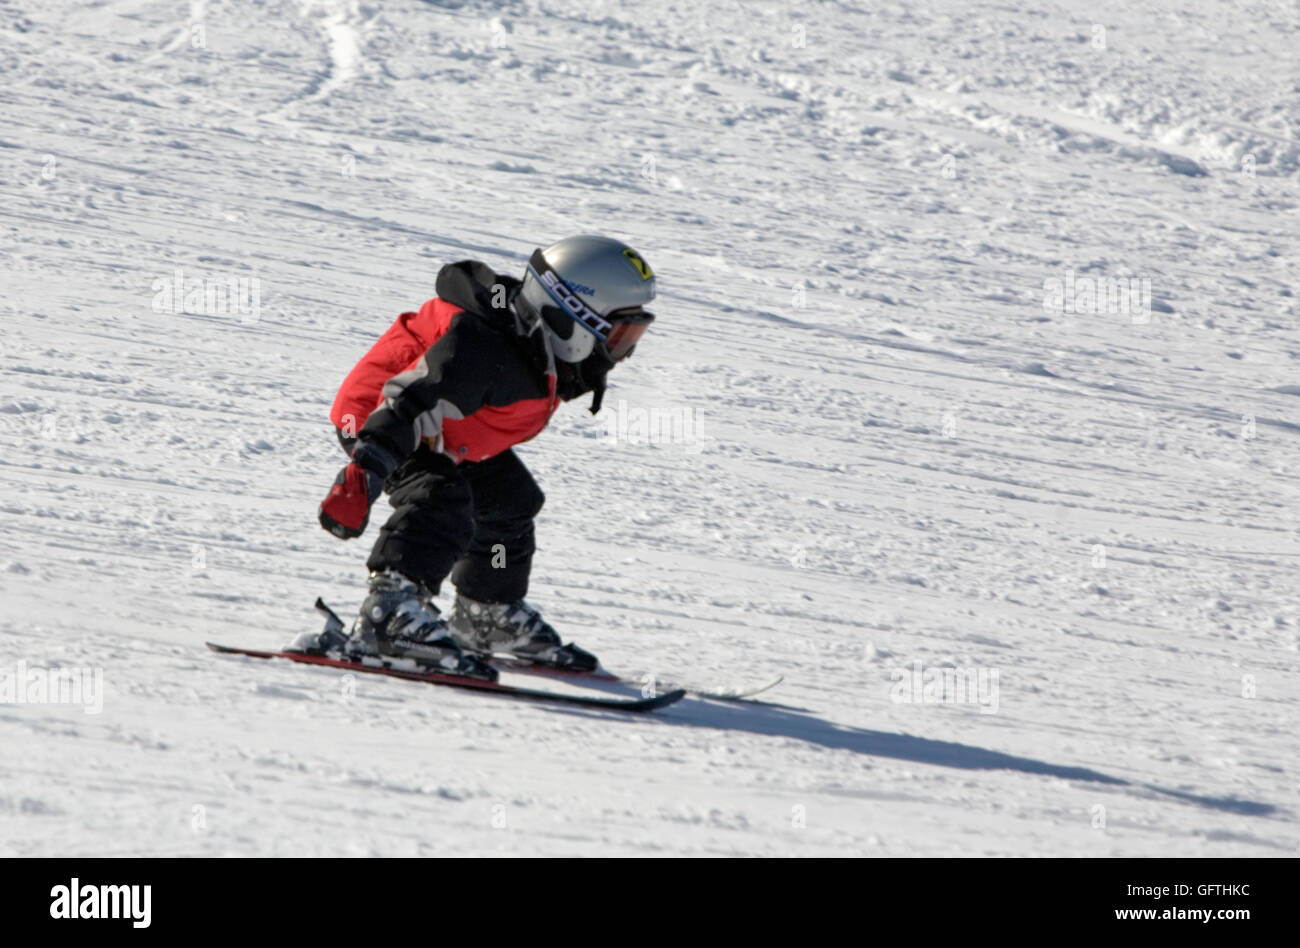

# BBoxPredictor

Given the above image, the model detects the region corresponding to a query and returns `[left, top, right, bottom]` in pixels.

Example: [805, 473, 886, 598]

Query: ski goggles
[601, 309, 654, 362]
[527, 249, 655, 362]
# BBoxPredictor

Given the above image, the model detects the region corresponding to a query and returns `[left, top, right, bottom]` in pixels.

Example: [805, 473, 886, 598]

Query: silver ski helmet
[516, 234, 656, 364]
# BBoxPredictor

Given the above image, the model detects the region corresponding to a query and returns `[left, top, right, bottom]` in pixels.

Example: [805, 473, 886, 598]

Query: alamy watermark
[151, 268, 261, 324]
[1042, 269, 1151, 324]
[889, 660, 999, 714]
[49, 879, 150, 928]
[0, 661, 104, 714]
[604, 399, 706, 453]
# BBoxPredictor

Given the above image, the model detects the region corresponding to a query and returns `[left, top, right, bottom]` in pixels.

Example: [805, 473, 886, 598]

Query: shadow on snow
[656, 697, 1277, 818]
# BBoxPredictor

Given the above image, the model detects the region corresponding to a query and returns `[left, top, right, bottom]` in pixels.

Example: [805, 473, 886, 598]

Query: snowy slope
[1, 0, 1297, 856]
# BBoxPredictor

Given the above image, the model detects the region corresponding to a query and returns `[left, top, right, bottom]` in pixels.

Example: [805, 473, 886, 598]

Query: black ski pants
[365, 447, 544, 603]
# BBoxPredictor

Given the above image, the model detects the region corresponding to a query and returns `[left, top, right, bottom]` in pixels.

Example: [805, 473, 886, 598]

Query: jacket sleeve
[329, 311, 427, 437]
[352, 313, 500, 477]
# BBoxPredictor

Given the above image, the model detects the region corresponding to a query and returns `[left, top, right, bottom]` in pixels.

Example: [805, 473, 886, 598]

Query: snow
[1, 0, 1297, 856]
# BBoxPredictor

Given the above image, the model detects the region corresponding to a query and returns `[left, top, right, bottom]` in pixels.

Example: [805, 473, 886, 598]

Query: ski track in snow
[273, 0, 366, 114]
[0, 0, 1297, 856]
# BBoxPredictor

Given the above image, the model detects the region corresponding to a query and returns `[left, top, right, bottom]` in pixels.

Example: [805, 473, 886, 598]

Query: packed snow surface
[1, 0, 1297, 855]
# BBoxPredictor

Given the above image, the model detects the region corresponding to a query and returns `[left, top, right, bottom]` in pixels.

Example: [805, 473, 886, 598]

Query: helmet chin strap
[580, 348, 614, 415]
[555, 352, 613, 414]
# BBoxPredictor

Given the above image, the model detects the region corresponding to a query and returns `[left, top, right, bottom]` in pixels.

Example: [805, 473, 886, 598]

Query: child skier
[302, 235, 656, 683]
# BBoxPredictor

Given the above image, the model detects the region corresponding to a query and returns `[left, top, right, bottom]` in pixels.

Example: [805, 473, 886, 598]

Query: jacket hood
[435, 260, 522, 323]
[435, 259, 553, 382]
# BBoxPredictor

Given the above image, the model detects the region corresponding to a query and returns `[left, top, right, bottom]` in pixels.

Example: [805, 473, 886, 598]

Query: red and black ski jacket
[331, 261, 559, 477]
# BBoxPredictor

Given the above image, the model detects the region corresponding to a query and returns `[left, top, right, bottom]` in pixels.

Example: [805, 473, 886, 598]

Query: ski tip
[206, 642, 280, 660]
[695, 675, 785, 701]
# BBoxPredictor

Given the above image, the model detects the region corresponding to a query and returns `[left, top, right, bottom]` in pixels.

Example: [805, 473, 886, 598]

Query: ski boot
[324, 572, 497, 681]
[448, 595, 598, 672]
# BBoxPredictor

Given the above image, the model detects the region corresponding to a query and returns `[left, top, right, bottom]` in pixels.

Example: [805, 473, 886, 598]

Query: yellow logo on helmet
[622, 248, 654, 281]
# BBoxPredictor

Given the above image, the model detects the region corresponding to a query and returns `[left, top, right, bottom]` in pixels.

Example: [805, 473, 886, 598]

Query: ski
[206, 642, 687, 713]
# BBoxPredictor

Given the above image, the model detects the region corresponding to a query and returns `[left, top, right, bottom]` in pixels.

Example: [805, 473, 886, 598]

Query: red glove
[319, 463, 385, 540]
